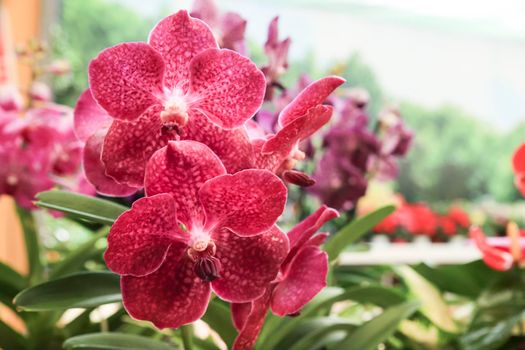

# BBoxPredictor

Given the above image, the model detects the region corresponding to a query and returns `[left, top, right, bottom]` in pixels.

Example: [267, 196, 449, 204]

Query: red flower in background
[447, 205, 470, 228]
[78, 10, 265, 191]
[437, 215, 457, 236]
[231, 206, 338, 350]
[512, 143, 525, 196]
[373, 211, 400, 234]
[470, 224, 525, 271]
[399, 203, 438, 236]
[104, 141, 289, 329]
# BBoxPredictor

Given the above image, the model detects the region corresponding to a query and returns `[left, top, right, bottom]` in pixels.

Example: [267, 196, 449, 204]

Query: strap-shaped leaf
[50, 228, 108, 279]
[324, 205, 395, 262]
[14, 271, 121, 311]
[396, 266, 459, 333]
[201, 298, 236, 348]
[260, 285, 406, 349]
[63, 333, 179, 349]
[0, 319, 26, 350]
[335, 301, 420, 350]
[35, 190, 128, 225]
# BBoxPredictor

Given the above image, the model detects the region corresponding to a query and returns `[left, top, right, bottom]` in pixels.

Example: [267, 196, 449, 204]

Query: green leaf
[0, 319, 26, 350]
[63, 333, 179, 350]
[460, 270, 525, 350]
[324, 205, 395, 262]
[14, 271, 121, 311]
[50, 228, 108, 279]
[35, 190, 128, 225]
[201, 298, 236, 348]
[0, 260, 26, 291]
[335, 301, 420, 350]
[259, 285, 405, 350]
[396, 266, 459, 333]
[17, 207, 44, 284]
[413, 260, 499, 299]
[287, 318, 357, 350]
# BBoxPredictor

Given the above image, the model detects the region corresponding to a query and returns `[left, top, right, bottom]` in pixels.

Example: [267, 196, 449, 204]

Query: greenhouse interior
[1, 0, 525, 349]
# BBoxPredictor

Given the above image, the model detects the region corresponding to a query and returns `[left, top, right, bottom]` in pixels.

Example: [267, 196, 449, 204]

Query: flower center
[187, 239, 221, 282]
[161, 94, 189, 128]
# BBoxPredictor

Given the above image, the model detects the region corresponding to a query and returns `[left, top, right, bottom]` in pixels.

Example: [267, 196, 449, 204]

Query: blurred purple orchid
[191, 0, 247, 54]
[261, 17, 291, 101]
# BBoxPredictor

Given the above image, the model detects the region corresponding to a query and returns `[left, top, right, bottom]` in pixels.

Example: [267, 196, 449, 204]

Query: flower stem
[180, 325, 193, 350]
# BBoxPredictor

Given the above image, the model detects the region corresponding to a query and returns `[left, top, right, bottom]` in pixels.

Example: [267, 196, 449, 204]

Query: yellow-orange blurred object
[0, 0, 41, 334]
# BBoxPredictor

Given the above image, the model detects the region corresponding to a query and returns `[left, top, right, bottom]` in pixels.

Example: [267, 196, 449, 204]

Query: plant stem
[181, 325, 193, 350]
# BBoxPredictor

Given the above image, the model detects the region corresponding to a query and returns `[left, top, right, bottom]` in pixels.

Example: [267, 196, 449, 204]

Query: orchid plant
[5, 3, 491, 350]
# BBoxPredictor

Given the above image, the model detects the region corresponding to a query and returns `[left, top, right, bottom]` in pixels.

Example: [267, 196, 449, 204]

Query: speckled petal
[189, 49, 265, 129]
[73, 89, 112, 142]
[278, 76, 345, 127]
[232, 290, 272, 350]
[102, 105, 172, 188]
[148, 10, 217, 91]
[199, 170, 287, 236]
[211, 226, 288, 302]
[182, 110, 254, 173]
[83, 131, 138, 197]
[145, 140, 226, 229]
[121, 248, 211, 329]
[262, 105, 333, 157]
[287, 205, 339, 250]
[104, 194, 187, 276]
[231, 302, 252, 331]
[271, 246, 328, 316]
[88, 42, 164, 121]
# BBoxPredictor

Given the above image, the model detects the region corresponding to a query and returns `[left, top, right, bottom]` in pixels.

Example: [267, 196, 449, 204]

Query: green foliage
[335, 301, 420, 350]
[14, 272, 121, 311]
[52, 0, 156, 106]
[35, 190, 128, 225]
[397, 102, 523, 202]
[325, 205, 395, 262]
[63, 333, 180, 350]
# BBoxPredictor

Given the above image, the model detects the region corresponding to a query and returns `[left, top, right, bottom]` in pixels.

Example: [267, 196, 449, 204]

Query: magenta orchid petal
[121, 249, 211, 329]
[104, 194, 186, 276]
[189, 49, 266, 129]
[306, 232, 329, 247]
[211, 226, 289, 302]
[199, 169, 287, 236]
[102, 105, 171, 188]
[262, 105, 333, 156]
[231, 302, 252, 331]
[271, 246, 328, 316]
[182, 111, 254, 173]
[88, 42, 164, 121]
[232, 290, 272, 350]
[287, 205, 339, 249]
[83, 131, 138, 197]
[73, 89, 112, 142]
[278, 76, 345, 127]
[148, 10, 218, 91]
[145, 140, 226, 228]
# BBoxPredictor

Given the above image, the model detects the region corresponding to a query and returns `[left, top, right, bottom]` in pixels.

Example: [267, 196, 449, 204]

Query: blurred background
[5, 0, 525, 203]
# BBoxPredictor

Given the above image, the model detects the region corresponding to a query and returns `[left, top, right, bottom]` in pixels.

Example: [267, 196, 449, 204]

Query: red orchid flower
[470, 223, 525, 271]
[104, 140, 289, 329]
[78, 10, 265, 190]
[512, 143, 525, 196]
[253, 76, 345, 186]
[231, 206, 339, 350]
